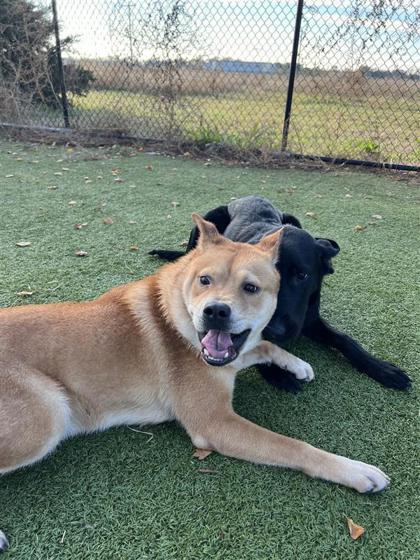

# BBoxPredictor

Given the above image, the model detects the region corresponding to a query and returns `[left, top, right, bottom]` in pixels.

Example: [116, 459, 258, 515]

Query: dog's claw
[293, 359, 315, 382]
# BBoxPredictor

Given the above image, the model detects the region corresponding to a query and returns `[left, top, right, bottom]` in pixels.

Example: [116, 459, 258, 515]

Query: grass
[0, 139, 419, 559]
[66, 88, 420, 164]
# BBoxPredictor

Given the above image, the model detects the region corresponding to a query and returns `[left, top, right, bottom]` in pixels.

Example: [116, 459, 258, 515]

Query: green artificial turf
[0, 140, 419, 559]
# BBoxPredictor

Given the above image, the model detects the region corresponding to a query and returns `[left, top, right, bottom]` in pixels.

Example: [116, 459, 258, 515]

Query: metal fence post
[281, 0, 304, 152]
[51, 0, 70, 128]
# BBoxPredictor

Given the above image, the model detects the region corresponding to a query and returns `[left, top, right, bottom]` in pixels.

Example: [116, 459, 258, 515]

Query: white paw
[292, 359, 315, 382]
[0, 530, 9, 553]
[340, 457, 390, 493]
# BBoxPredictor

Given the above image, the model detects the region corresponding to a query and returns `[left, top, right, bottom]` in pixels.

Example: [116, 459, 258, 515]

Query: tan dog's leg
[0, 366, 70, 474]
[178, 376, 389, 493]
[237, 341, 314, 382]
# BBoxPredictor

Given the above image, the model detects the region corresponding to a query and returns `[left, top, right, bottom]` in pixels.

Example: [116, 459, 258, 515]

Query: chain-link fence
[1, 0, 419, 167]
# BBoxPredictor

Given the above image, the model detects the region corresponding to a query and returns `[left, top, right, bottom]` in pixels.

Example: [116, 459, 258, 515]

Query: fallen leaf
[114, 177, 123, 183]
[198, 468, 217, 474]
[305, 212, 317, 219]
[145, 165, 153, 171]
[68, 200, 77, 207]
[203, 162, 211, 167]
[171, 201, 180, 208]
[16, 241, 31, 247]
[75, 250, 88, 257]
[354, 224, 367, 232]
[17, 290, 33, 297]
[371, 214, 383, 220]
[129, 245, 139, 252]
[180, 240, 188, 247]
[346, 518, 365, 540]
[193, 448, 213, 460]
[74, 223, 88, 230]
[103, 217, 114, 225]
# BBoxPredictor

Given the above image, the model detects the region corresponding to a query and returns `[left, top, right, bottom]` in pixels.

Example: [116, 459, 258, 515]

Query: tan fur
[0, 216, 389, 494]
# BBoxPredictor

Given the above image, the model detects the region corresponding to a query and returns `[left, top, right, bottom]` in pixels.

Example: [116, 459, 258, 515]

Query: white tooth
[203, 348, 209, 356]
[224, 352, 229, 358]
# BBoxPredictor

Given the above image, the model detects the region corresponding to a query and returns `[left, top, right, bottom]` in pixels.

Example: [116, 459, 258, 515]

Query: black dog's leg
[305, 317, 411, 390]
[256, 364, 305, 393]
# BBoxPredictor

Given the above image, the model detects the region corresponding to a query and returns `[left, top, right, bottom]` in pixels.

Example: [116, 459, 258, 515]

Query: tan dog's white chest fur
[0, 214, 389, 503]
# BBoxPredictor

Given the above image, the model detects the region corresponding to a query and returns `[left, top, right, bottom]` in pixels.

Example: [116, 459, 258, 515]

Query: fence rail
[1, 0, 419, 168]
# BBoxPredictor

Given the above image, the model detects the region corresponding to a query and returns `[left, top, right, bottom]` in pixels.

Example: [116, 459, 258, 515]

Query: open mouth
[199, 329, 251, 367]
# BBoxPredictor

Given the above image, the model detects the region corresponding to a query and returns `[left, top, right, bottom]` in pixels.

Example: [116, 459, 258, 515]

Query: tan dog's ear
[192, 213, 223, 249]
[256, 227, 284, 264]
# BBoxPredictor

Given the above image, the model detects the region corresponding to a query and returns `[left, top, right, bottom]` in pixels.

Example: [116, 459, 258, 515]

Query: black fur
[150, 204, 411, 391]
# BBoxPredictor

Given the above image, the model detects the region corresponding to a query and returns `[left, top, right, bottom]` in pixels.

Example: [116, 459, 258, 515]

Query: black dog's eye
[294, 270, 308, 281]
[199, 275, 211, 286]
[243, 283, 260, 294]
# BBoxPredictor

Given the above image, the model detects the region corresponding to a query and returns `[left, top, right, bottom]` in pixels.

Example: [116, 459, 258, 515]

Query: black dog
[150, 196, 410, 391]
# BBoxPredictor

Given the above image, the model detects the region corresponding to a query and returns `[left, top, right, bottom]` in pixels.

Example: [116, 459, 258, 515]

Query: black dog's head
[263, 226, 340, 344]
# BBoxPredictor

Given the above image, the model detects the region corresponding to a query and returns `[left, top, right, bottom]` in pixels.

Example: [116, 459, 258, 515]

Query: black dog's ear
[282, 213, 302, 229]
[186, 205, 231, 252]
[315, 238, 340, 274]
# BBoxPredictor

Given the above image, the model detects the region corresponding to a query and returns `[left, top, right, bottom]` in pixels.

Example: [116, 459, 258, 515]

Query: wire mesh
[1, 0, 419, 165]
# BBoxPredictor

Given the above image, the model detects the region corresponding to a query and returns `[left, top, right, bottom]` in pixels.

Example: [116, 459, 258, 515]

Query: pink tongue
[201, 330, 233, 359]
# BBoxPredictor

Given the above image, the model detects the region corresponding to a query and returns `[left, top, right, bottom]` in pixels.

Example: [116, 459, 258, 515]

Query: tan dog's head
[182, 213, 283, 366]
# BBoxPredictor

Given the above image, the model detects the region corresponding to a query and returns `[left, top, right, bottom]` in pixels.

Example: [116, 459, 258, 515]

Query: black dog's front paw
[256, 363, 304, 393]
[366, 360, 411, 390]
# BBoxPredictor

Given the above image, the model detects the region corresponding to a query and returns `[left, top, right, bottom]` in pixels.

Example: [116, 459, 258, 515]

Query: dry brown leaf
[198, 468, 217, 474]
[193, 448, 213, 460]
[346, 518, 365, 540]
[354, 224, 367, 232]
[16, 241, 31, 247]
[129, 245, 139, 252]
[103, 217, 114, 225]
[75, 250, 88, 257]
[17, 291, 33, 297]
[305, 211, 317, 219]
[145, 165, 153, 171]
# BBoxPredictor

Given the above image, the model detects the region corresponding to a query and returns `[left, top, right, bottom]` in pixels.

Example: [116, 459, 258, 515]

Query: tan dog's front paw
[292, 359, 315, 382]
[339, 457, 390, 493]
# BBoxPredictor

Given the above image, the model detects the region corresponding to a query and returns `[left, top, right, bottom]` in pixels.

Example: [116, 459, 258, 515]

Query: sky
[45, 0, 419, 72]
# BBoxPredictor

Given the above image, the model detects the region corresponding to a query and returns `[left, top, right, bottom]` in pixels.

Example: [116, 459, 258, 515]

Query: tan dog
[0, 215, 389, 499]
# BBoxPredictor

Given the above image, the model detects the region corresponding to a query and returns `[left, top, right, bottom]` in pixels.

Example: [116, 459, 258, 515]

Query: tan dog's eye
[243, 283, 260, 294]
[199, 275, 211, 286]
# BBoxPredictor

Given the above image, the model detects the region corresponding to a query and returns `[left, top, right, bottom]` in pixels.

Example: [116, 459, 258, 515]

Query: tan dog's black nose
[203, 303, 231, 321]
